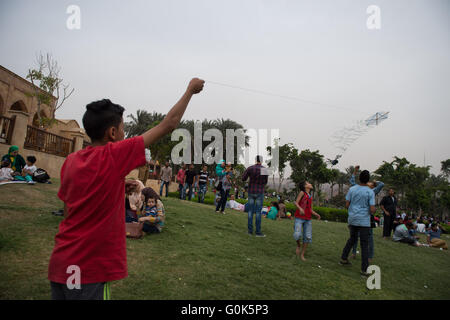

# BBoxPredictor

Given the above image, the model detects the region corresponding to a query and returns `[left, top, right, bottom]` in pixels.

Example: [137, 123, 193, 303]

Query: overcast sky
[1, 0, 449, 175]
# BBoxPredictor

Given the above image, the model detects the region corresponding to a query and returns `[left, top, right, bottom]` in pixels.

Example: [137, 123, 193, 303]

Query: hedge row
[167, 192, 349, 223]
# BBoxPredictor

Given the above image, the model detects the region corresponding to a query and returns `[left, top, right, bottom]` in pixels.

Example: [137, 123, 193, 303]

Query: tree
[375, 156, 431, 213]
[336, 170, 349, 196]
[124, 110, 174, 164]
[26, 52, 74, 128]
[124, 111, 249, 171]
[441, 159, 450, 178]
[267, 140, 297, 193]
[328, 168, 340, 198]
[289, 149, 333, 205]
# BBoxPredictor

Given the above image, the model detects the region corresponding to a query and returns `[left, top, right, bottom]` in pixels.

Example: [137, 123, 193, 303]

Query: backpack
[32, 168, 50, 183]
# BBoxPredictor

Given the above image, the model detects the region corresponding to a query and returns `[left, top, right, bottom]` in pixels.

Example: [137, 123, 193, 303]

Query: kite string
[207, 80, 364, 114]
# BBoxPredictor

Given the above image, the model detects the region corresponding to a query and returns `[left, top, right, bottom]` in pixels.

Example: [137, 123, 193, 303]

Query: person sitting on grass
[0, 159, 14, 182]
[125, 179, 141, 223]
[1, 145, 26, 177]
[23, 156, 37, 183]
[393, 221, 420, 247]
[277, 200, 287, 219]
[14, 155, 37, 184]
[228, 194, 245, 211]
[128, 179, 145, 212]
[139, 195, 165, 234]
[48, 78, 204, 300]
[266, 201, 279, 220]
[427, 223, 448, 250]
[415, 219, 427, 233]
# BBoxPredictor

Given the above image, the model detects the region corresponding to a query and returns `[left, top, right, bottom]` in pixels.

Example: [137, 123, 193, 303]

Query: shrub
[166, 192, 349, 222]
[438, 223, 450, 234]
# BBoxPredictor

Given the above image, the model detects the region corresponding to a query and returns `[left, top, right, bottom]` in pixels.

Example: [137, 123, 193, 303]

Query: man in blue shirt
[349, 165, 384, 261]
[340, 170, 375, 276]
[427, 223, 448, 250]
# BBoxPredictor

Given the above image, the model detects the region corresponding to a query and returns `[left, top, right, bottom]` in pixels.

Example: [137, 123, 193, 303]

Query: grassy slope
[0, 181, 449, 300]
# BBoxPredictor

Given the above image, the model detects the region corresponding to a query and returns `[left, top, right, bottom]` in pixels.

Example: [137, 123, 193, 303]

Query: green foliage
[289, 149, 335, 205]
[124, 111, 249, 170]
[267, 140, 297, 193]
[441, 159, 450, 178]
[439, 223, 450, 234]
[375, 157, 435, 212]
[327, 193, 347, 208]
[166, 192, 349, 222]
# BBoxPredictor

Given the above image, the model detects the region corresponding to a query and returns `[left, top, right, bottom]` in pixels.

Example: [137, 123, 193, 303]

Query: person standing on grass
[242, 155, 268, 237]
[380, 188, 398, 239]
[183, 164, 197, 201]
[349, 165, 384, 262]
[339, 170, 375, 277]
[197, 165, 209, 203]
[176, 163, 186, 199]
[293, 181, 321, 261]
[48, 78, 204, 300]
[215, 162, 233, 214]
[159, 161, 172, 198]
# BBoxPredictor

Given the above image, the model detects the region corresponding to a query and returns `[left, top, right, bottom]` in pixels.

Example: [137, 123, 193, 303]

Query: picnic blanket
[0, 181, 28, 186]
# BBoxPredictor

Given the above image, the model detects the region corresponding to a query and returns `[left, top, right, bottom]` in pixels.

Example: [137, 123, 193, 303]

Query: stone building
[0, 65, 89, 178]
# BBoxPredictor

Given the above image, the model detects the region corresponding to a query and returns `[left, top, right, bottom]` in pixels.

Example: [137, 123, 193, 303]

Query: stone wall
[0, 65, 55, 123]
[0, 143, 65, 178]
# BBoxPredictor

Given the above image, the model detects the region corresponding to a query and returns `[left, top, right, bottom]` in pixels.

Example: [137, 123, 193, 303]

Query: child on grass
[139, 196, 165, 234]
[48, 78, 204, 300]
[14, 155, 37, 184]
[266, 201, 279, 220]
[0, 159, 14, 181]
[293, 181, 321, 261]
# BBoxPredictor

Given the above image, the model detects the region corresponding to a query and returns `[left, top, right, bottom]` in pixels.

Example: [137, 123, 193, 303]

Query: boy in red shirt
[48, 78, 204, 300]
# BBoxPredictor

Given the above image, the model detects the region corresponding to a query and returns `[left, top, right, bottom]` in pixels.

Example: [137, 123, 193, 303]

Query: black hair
[26, 156, 36, 164]
[142, 187, 161, 204]
[405, 221, 414, 228]
[359, 170, 370, 184]
[82, 99, 125, 141]
[298, 181, 306, 193]
[1, 159, 11, 168]
[271, 201, 279, 210]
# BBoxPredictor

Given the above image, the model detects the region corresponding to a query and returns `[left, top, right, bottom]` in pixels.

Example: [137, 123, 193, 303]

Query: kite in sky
[328, 111, 390, 165]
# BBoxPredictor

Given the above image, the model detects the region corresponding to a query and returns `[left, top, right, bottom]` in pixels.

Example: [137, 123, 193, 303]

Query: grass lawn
[0, 180, 449, 300]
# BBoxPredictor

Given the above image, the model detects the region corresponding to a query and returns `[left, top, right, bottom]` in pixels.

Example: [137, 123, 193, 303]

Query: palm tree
[124, 110, 165, 138]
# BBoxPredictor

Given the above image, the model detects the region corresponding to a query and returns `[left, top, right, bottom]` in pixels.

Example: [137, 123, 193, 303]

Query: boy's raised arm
[141, 78, 204, 148]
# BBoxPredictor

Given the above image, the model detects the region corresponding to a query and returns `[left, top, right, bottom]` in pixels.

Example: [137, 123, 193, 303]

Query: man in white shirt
[228, 194, 245, 211]
[416, 222, 426, 233]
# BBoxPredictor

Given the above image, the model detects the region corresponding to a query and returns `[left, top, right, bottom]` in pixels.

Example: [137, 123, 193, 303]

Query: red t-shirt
[48, 136, 146, 284]
[176, 169, 185, 184]
[294, 192, 313, 220]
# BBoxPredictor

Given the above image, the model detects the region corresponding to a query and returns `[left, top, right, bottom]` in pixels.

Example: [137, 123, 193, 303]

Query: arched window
[10, 100, 28, 113]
